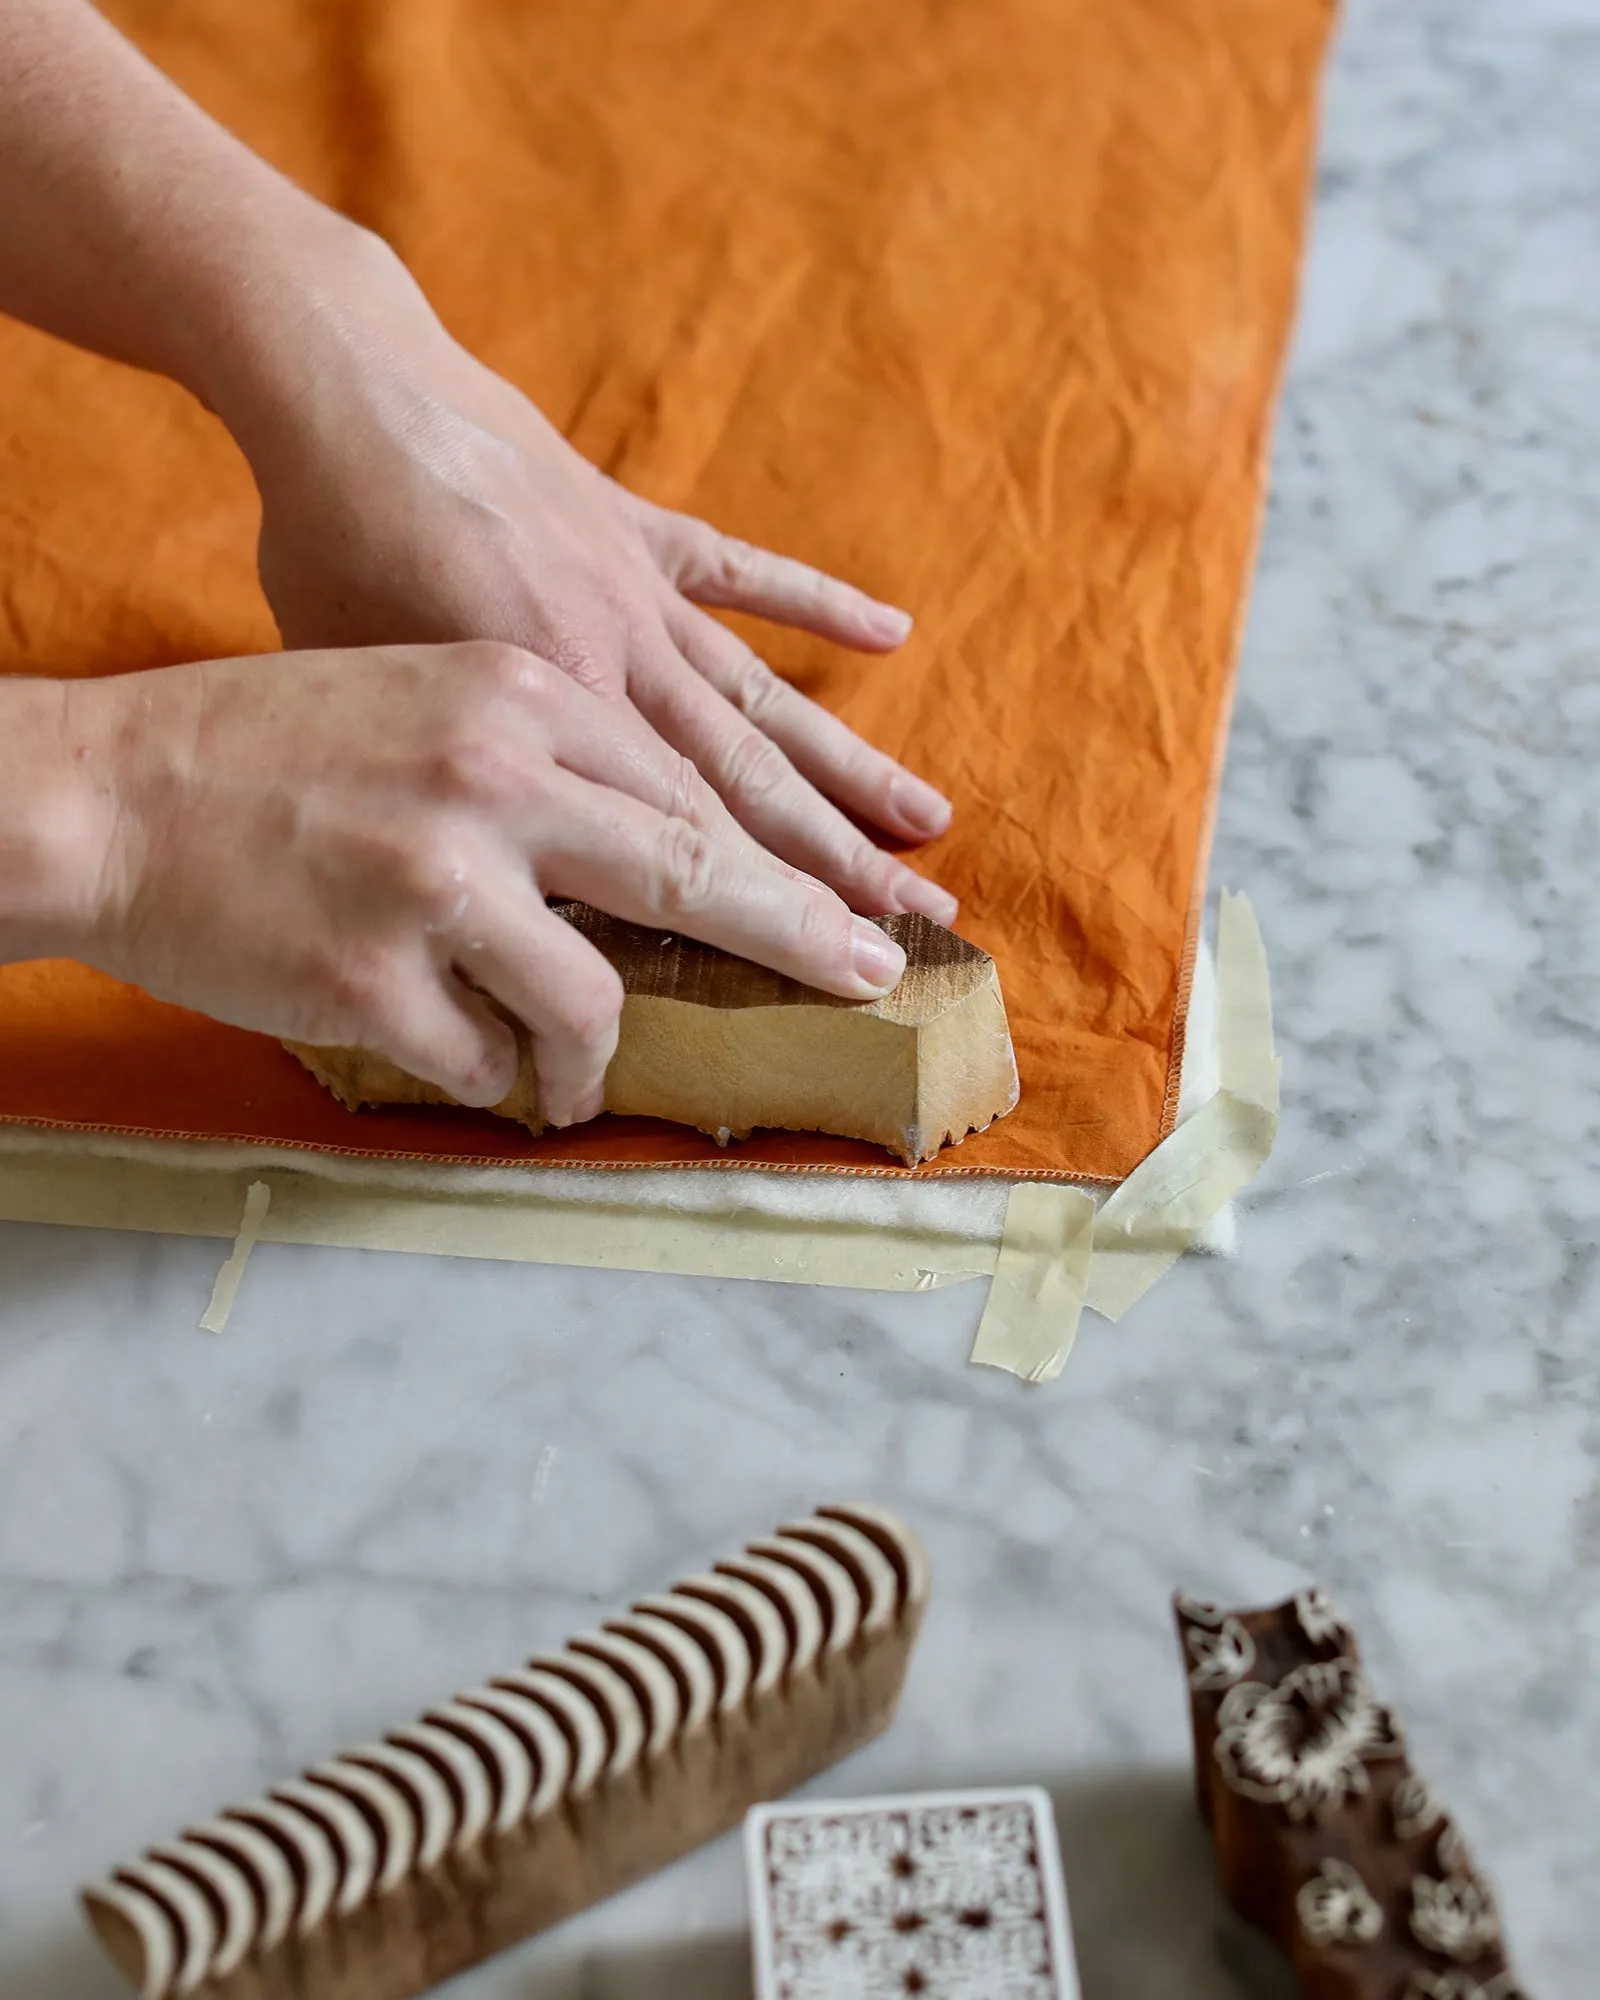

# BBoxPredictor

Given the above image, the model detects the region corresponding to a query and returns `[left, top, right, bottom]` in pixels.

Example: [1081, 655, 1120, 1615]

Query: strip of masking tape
[1085, 889, 1280, 1323]
[968, 1183, 1097, 1383]
[200, 1179, 271, 1332]
[0, 1149, 998, 1292]
[263, 1175, 993, 1287]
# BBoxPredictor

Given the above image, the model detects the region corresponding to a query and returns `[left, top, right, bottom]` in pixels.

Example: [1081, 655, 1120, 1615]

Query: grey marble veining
[2, 0, 1597, 1993]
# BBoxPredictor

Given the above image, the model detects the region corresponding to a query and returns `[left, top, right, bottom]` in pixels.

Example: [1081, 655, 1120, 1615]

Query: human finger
[451, 883, 624, 1128]
[631, 501, 914, 652]
[667, 601, 953, 844]
[620, 631, 959, 923]
[364, 958, 522, 1109]
[529, 767, 910, 1000]
[512, 650, 809, 884]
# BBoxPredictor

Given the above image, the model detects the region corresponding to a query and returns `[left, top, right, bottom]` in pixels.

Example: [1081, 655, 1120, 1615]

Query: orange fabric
[0, 0, 1333, 1181]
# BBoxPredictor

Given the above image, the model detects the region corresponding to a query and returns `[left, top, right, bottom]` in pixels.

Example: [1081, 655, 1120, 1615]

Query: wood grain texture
[286, 907, 1020, 1167]
[84, 1505, 929, 2000]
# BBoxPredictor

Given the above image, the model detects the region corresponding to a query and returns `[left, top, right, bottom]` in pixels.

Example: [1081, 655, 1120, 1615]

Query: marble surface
[3, 0, 1598, 1992]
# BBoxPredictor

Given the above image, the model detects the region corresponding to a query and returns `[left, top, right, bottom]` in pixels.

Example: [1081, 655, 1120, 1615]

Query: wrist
[0, 679, 122, 964]
[188, 211, 440, 480]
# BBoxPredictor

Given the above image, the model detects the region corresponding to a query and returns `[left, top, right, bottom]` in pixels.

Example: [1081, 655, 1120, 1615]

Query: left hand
[234, 239, 958, 924]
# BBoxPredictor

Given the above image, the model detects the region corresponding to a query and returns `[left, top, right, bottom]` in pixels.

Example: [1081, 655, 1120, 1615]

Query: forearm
[0, 0, 412, 450]
[0, 679, 111, 964]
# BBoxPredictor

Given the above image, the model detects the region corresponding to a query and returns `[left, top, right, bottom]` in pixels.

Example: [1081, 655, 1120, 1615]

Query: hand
[231, 243, 958, 925]
[0, 5, 956, 926]
[56, 644, 910, 1124]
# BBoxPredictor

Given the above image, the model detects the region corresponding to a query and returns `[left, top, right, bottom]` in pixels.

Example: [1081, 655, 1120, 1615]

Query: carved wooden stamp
[84, 1504, 929, 2000]
[1175, 1589, 1526, 1999]
[745, 1786, 1080, 1999]
[287, 904, 1019, 1166]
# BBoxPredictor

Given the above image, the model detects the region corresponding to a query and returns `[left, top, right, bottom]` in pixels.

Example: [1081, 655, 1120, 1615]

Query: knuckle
[719, 727, 794, 813]
[713, 537, 759, 593]
[430, 725, 524, 808]
[456, 638, 540, 698]
[395, 836, 472, 931]
[724, 646, 783, 725]
[337, 817, 473, 935]
[849, 841, 904, 907]
[789, 882, 854, 970]
[656, 817, 722, 917]
[455, 1041, 517, 1103]
[669, 516, 717, 581]
[666, 750, 708, 826]
[549, 962, 624, 1063]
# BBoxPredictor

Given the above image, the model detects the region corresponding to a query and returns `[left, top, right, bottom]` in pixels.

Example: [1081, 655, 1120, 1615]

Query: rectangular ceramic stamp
[745, 1786, 1081, 1999]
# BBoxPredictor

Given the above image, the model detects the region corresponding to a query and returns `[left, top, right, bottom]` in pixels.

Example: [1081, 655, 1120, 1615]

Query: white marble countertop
[3, 0, 1596, 1993]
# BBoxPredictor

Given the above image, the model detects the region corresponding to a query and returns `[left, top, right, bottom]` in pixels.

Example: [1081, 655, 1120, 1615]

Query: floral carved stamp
[1174, 1590, 1525, 2000]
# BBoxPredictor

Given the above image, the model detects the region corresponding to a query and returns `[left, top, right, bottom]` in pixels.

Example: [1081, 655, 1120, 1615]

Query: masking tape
[263, 1173, 995, 1287]
[1085, 889, 1279, 1322]
[0, 1145, 999, 1292]
[200, 1179, 271, 1332]
[0, 1122, 1013, 1233]
[967, 1182, 1097, 1383]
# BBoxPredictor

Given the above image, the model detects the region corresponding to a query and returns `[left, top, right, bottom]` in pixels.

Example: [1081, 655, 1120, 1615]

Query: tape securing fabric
[200, 1179, 271, 1332]
[968, 1183, 1097, 1383]
[261, 1175, 994, 1288]
[0, 1142, 1000, 1293]
[1085, 890, 1279, 1322]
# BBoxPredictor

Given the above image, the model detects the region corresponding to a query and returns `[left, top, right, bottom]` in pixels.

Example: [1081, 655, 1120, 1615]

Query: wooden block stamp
[287, 905, 1019, 1166]
[1175, 1589, 1526, 1999]
[84, 1504, 929, 2000]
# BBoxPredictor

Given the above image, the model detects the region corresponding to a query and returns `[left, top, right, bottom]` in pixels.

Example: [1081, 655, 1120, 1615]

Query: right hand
[233, 243, 961, 928]
[60, 642, 911, 1125]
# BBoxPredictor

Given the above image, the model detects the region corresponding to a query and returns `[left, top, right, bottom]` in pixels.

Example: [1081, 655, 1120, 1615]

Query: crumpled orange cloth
[0, 0, 1333, 1180]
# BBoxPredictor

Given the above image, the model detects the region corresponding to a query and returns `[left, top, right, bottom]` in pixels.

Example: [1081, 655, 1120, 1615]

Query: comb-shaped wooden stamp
[84, 1503, 930, 2000]
[1175, 1589, 1526, 1999]
[287, 903, 1019, 1166]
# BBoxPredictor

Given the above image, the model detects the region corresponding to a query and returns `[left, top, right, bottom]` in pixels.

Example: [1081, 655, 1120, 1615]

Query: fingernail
[851, 919, 907, 993]
[896, 872, 960, 926]
[891, 771, 952, 837]
[869, 604, 914, 644]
